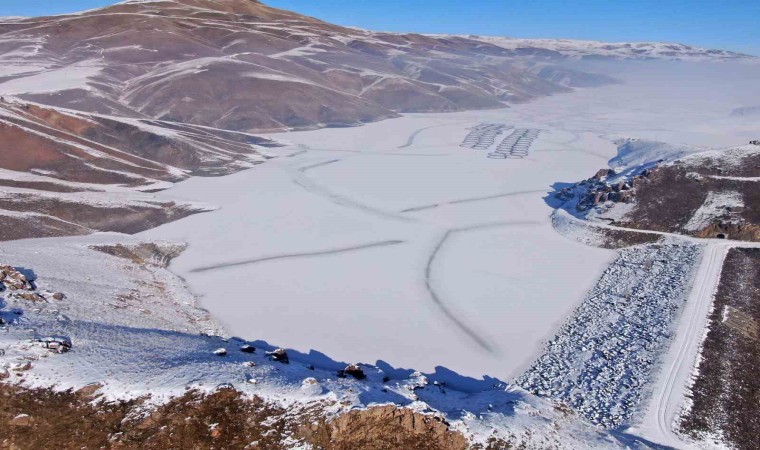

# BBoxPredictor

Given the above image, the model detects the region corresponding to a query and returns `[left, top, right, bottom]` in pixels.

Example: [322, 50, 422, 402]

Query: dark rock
[239, 344, 255, 354]
[0, 265, 33, 291]
[76, 383, 103, 398]
[14, 292, 44, 302]
[266, 348, 289, 364]
[9, 414, 32, 427]
[39, 336, 72, 353]
[592, 168, 616, 180]
[343, 364, 366, 380]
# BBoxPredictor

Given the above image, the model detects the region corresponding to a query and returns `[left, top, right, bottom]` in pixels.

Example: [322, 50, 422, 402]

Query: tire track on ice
[401, 190, 546, 213]
[298, 159, 340, 173]
[190, 240, 405, 273]
[397, 119, 471, 149]
[424, 221, 539, 354]
[292, 176, 416, 223]
[397, 125, 437, 149]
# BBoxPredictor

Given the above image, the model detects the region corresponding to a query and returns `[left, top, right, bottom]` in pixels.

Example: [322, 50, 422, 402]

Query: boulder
[9, 414, 32, 427]
[11, 361, 32, 372]
[213, 348, 227, 356]
[239, 344, 255, 354]
[14, 292, 44, 302]
[300, 377, 323, 396]
[52, 292, 65, 301]
[339, 364, 366, 380]
[266, 348, 289, 364]
[76, 383, 103, 398]
[612, 181, 627, 192]
[554, 187, 575, 202]
[0, 265, 32, 291]
[592, 168, 616, 180]
[40, 336, 73, 353]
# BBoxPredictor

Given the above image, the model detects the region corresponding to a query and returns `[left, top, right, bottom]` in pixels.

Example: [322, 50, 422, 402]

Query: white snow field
[141, 112, 617, 381]
[141, 64, 759, 384]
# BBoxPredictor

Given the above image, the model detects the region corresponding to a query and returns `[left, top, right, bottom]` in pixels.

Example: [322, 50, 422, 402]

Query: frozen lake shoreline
[140, 69, 757, 381]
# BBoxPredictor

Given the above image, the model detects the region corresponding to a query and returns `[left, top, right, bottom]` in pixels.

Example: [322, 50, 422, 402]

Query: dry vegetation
[596, 227, 662, 249]
[680, 248, 760, 449]
[90, 242, 186, 267]
[0, 385, 482, 450]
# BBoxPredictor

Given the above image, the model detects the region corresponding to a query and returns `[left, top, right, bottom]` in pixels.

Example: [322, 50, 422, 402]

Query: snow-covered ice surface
[141, 113, 617, 381]
[142, 65, 757, 383]
[0, 234, 653, 449]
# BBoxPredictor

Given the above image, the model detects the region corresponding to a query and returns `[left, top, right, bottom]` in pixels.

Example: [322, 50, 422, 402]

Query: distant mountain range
[468, 36, 755, 61]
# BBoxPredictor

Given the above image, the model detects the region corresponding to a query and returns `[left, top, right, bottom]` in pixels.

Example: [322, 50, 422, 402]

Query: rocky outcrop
[694, 222, 760, 242]
[9, 414, 33, 427]
[37, 337, 73, 354]
[554, 167, 652, 212]
[337, 364, 366, 380]
[558, 145, 760, 243]
[266, 348, 289, 364]
[0, 265, 32, 291]
[317, 406, 467, 450]
[89, 242, 187, 267]
[0, 383, 475, 450]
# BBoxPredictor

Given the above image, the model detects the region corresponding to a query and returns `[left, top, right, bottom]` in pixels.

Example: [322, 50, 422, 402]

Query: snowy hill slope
[0, 0, 578, 131]
[1, 0, 749, 136]
[0, 99, 274, 240]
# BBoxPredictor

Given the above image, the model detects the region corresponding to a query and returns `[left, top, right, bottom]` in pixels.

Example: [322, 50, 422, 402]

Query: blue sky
[2, 0, 758, 55]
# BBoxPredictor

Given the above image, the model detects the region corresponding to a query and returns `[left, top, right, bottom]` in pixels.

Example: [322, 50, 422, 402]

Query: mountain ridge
[1, 0, 747, 136]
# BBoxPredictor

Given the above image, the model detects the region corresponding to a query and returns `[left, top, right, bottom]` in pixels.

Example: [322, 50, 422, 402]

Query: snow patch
[683, 191, 743, 232]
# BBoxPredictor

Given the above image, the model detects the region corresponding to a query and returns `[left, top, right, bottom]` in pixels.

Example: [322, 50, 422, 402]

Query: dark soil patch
[616, 165, 708, 233]
[680, 248, 760, 449]
[0, 385, 298, 450]
[597, 227, 662, 249]
[0, 385, 475, 450]
[617, 166, 760, 241]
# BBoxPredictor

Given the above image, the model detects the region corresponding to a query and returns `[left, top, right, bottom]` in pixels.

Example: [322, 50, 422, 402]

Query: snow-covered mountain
[0, 0, 590, 133]
[468, 36, 757, 61]
[0, 0, 751, 138]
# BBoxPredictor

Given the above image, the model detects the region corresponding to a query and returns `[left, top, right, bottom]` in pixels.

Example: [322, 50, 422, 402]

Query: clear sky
[1, 0, 758, 55]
